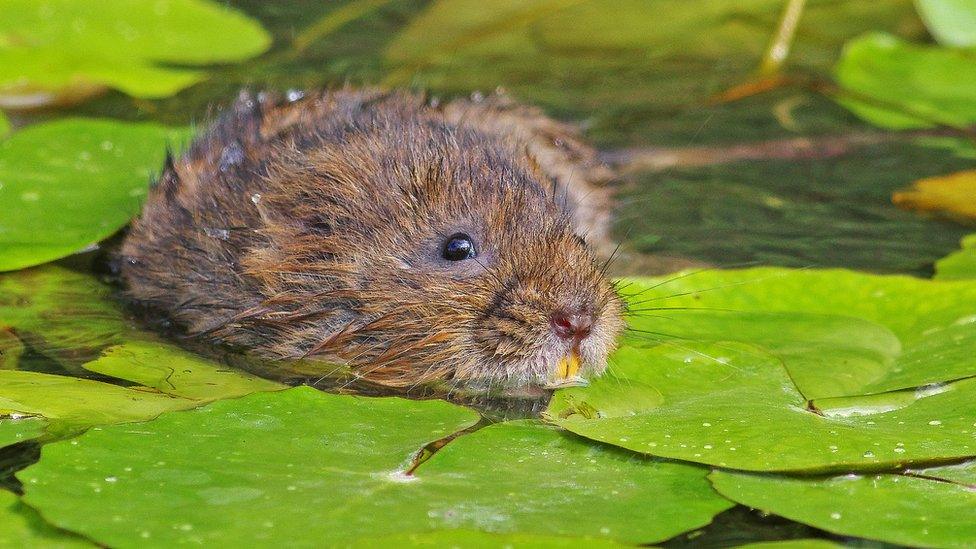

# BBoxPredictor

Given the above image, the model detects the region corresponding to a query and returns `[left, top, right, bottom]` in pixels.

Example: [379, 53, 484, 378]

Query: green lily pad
[0, 370, 197, 428]
[0, 416, 44, 449]
[0, 119, 190, 271]
[82, 342, 284, 401]
[834, 32, 976, 129]
[709, 469, 976, 548]
[0, 0, 270, 106]
[936, 234, 976, 280]
[621, 268, 976, 399]
[737, 541, 845, 549]
[551, 343, 976, 472]
[0, 265, 284, 426]
[915, 0, 976, 47]
[20, 387, 731, 546]
[0, 491, 93, 548]
[346, 530, 628, 547]
[913, 458, 976, 485]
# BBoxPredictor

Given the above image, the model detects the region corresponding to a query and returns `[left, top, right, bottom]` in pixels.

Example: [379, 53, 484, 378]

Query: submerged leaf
[936, 234, 976, 279]
[915, 0, 976, 47]
[710, 469, 976, 548]
[834, 32, 976, 129]
[0, 266, 126, 356]
[0, 0, 271, 107]
[0, 120, 190, 271]
[0, 110, 8, 136]
[20, 388, 730, 546]
[893, 169, 976, 221]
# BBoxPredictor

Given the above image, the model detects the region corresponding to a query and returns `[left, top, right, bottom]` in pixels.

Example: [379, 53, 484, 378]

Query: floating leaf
[0, 0, 271, 107]
[20, 388, 731, 546]
[834, 32, 976, 129]
[0, 119, 191, 271]
[551, 344, 976, 472]
[737, 541, 845, 549]
[0, 417, 45, 449]
[621, 268, 976, 399]
[893, 169, 976, 221]
[710, 469, 976, 548]
[345, 531, 627, 548]
[913, 458, 976, 485]
[0, 370, 196, 428]
[936, 234, 976, 279]
[82, 342, 284, 401]
[0, 491, 93, 548]
[915, 0, 976, 47]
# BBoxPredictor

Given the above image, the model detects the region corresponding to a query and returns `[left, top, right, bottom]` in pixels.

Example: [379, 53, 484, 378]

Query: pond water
[2, 1, 975, 547]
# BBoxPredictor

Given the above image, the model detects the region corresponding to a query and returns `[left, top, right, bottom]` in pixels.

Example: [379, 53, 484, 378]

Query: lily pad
[834, 32, 976, 129]
[0, 119, 190, 271]
[20, 387, 731, 546]
[915, 0, 976, 47]
[709, 469, 976, 548]
[0, 370, 196, 428]
[551, 343, 976, 472]
[620, 268, 976, 399]
[82, 342, 284, 401]
[737, 541, 845, 549]
[0, 0, 270, 107]
[936, 234, 976, 279]
[345, 530, 627, 548]
[914, 458, 976, 485]
[893, 169, 976, 221]
[0, 491, 93, 548]
[0, 416, 44, 449]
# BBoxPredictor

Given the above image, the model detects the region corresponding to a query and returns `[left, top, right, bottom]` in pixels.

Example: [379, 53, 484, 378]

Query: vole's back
[119, 89, 619, 384]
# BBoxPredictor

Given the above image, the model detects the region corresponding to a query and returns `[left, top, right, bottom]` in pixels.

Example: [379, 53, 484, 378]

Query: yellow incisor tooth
[557, 352, 582, 379]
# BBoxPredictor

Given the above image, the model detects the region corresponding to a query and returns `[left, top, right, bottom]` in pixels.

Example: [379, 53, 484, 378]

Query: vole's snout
[550, 309, 593, 341]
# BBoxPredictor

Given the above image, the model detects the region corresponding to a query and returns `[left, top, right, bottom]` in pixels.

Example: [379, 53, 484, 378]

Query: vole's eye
[442, 233, 477, 261]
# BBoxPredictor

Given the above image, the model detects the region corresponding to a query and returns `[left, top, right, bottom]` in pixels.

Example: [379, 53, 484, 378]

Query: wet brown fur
[118, 88, 624, 388]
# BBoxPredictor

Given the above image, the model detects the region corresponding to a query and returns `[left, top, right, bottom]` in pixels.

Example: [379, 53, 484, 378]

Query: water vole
[118, 88, 624, 389]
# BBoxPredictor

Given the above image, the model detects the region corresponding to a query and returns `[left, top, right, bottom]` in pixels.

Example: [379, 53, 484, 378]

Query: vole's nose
[550, 310, 593, 341]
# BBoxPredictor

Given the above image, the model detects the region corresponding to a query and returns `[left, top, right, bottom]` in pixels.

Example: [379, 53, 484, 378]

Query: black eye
[442, 233, 477, 261]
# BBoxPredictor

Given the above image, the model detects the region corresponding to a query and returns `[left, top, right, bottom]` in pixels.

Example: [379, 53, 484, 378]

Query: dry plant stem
[758, 0, 807, 76]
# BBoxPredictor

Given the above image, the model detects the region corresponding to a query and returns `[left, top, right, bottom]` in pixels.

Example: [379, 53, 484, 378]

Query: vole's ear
[150, 148, 182, 202]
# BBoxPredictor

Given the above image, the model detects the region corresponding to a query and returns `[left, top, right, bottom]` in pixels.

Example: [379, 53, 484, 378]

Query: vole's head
[236, 97, 624, 389]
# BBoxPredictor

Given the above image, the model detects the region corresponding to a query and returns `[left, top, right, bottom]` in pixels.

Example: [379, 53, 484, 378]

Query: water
[3, 1, 973, 546]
